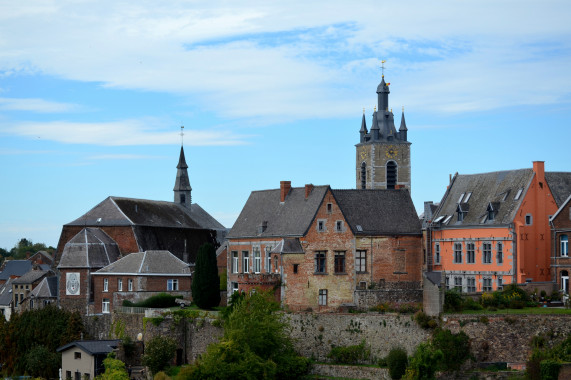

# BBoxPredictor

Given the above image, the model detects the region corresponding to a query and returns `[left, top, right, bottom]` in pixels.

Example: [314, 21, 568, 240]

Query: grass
[449, 307, 571, 315]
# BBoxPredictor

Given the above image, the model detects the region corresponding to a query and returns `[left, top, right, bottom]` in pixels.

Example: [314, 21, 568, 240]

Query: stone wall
[354, 283, 422, 308]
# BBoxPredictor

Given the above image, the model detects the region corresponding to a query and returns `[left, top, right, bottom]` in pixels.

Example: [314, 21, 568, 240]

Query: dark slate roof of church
[94, 250, 191, 275]
[227, 186, 329, 238]
[65, 196, 224, 230]
[546, 172, 571, 207]
[332, 189, 421, 235]
[0, 260, 33, 281]
[432, 169, 534, 227]
[58, 228, 121, 269]
[57, 340, 120, 355]
[12, 270, 50, 284]
[28, 276, 57, 299]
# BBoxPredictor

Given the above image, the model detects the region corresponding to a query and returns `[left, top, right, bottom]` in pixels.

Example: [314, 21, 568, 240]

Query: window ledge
[313, 272, 328, 275]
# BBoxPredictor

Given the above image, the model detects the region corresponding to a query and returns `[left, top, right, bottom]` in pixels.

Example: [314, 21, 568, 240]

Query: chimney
[280, 181, 291, 202]
[305, 184, 314, 199]
[533, 161, 545, 182]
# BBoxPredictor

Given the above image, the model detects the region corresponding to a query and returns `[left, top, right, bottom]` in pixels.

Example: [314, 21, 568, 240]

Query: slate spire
[376, 75, 390, 113]
[399, 106, 408, 141]
[174, 146, 192, 207]
[359, 109, 368, 143]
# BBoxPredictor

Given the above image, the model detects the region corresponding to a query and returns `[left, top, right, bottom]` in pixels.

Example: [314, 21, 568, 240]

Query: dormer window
[443, 215, 452, 224]
[457, 210, 464, 222]
[456, 203, 469, 222]
[486, 202, 499, 221]
[258, 221, 268, 234]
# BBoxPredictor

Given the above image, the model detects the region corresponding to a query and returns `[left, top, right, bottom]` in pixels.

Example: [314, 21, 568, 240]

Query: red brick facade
[551, 197, 571, 293]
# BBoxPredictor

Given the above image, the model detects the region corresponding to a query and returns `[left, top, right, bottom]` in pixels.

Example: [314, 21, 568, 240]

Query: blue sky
[1, 1, 571, 249]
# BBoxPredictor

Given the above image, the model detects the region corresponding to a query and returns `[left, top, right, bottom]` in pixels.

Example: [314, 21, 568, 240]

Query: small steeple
[174, 126, 192, 208]
[399, 106, 408, 141]
[359, 109, 368, 143]
[371, 108, 380, 141]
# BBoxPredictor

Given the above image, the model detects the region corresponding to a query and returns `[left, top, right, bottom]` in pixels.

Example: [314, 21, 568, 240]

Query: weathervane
[180, 125, 184, 146]
[381, 59, 386, 77]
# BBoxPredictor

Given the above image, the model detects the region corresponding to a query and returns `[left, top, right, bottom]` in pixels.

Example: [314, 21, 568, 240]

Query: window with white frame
[231, 282, 239, 294]
[466, 242, 475, 263]
[167, 279, 178, 291]
[561, 235, 569, 257]
[317, 220, 326, 232]
[103, 278, 108, 292]
[497, 242, 504, 263]
[265, 246, 272, 272]
[232, 251, 239, 273]
[453, 243, 462, 263]
[483, 278, 492, 292]
[242, 251, 249, 273]
[335, 220, 343, 232]
[355, 250, 367, 273]
[253, 247, 261, 273]
[318, 289, 328, 306]
[467, 277, 476, 292]
[525, 214, 533, 225]
[497, 276, 503, 290]
[483, 243, 492, 264]
[454, 277, 462, 291]
[118, 278, 123, 292]
[102, 298, 110, 313]
[445, 276, 450, 290]
[434, 243, 440, 264]
[274, 256, 278, 273]
[315, 251, 326, 273]
[128, 279, 133, 291]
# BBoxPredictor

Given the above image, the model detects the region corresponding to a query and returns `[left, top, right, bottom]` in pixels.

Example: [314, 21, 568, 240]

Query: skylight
[434, 215, 445, 223]
[458, 193, 465, 203]
[356, 225, 363, 232]
[443, 215, 452, 224]
[464, 192, 472, 202]
[515, 188, 523, 200]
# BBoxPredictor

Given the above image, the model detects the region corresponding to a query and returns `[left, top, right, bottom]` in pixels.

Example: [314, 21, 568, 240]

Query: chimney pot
[280, 181, 291, 202]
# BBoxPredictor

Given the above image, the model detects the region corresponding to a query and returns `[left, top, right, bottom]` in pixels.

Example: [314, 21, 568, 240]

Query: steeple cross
[180, 125, 184, 146]
[381, 59, 386, 77]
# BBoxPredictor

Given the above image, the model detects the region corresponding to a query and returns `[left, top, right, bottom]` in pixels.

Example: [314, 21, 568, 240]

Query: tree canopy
[191, 243, 220, 309]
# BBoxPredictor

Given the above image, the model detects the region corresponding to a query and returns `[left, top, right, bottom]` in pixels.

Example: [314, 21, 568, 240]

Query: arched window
[386, 161, 397, 189]
[561, 235, 569, 257]
[360, 162, 366, 189]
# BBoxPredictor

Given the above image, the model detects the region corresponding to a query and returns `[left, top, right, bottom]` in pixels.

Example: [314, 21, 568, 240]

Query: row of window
[446, 276, 503, 292]
[360, 161, 398, 190]
[314, 250, 367, 274]
[434, 242, 504, 265]
[317, 219, 345, 232]
[231, 246, 275, 274]
[102, 278, 179, 292]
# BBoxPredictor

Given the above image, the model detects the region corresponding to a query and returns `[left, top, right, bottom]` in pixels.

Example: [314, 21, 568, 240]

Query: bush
[463, 297, 483, 311]
[123, 293, 181, 308]
[405, 342, 443, 380]
[387, 347, 408, 379]
[142, 336, 177, 375]
[192, 243, 221, 309]
[328, 340, 371, 364]
[540, 359, 561, 380]
[414, 311, 437, 329]
[444, 289, 463, 312]
[431, 328, 470, 371]
[153, 372, 170, 380]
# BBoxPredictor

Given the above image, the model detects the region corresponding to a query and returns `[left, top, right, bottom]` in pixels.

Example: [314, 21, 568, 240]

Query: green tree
[184, 291, 310, 380]
[431, 328, 470, 371]
[142, 336, 177, 375]
[191, 243, 220, 309]
[96, 354, 129, 380]
[405, 342, 443, 380]
[387, 347, 408, 379]
[25, 345, 60, 379]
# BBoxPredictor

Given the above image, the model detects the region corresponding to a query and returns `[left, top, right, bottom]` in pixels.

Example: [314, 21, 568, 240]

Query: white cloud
[0, 97, 79, 113]
[3, 119, 250, 146]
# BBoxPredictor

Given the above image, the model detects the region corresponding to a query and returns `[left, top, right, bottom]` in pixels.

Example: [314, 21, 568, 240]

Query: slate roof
[94, 250, 191, 275]
[271, 238, 304, 254]
[29, 251, 54, 266]
[0, 260, 33, 281]
[432, 169, 534, 227]
[12, 270, 50, 285]
[27, 276, 58, 299]
[227, 186, 329, 238]
[57, 340, 120, 355]
[546, 172, 571, 207]
[58, 228, 121, 269]
[332, 189, 421, 235]
[0, 278, 13, 306]
[65, 196, 225, 230]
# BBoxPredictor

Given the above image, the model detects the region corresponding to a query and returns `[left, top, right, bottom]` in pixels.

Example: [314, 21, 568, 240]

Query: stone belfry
[174, 126, 192, 207]
[355, 69, 411, 191]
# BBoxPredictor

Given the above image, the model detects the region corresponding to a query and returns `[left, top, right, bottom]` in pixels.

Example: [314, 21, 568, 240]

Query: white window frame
[167, 279, 179, 291]
[242, 251, 249, 273]
[231, 282, 239, 294]
[265, 246, 272, 273]
[317, 220, 326, 232]
[525, 214, 533, 225]
[253, 247, 261, 274]
[434, 243, 440, 264]
[232, 251, 239, 273]
[561, 235, 569, 257]
[128, 279, 133, 292]
[497, 276, 503, 291]
[102, 298, 110, 313]
[103, 278, 108, 292]
[318, 289, 327, 306]
[355, 250, 367, 273]
[118, 278, 123, 292]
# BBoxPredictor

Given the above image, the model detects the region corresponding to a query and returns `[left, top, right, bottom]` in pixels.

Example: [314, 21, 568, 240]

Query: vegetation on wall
[142, 336, 177, 375]
[96, 353, 129, 380]
[191, 243, 221, 310]
[327, 340, 371, 365]
[122, 293, 181, 308]
[526, 334, 571, 380]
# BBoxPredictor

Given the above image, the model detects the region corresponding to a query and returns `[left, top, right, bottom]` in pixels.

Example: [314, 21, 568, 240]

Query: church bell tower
[174, 127, 192, 208]
[356, 72, 411, 191]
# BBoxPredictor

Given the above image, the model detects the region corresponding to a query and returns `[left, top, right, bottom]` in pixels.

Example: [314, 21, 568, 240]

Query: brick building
[226, 181, 422, 311]
[548, 172, 571, 293]
[91, 250, 192, 313]
[12, 269, 53, 313]
[427, 162, 571, 292]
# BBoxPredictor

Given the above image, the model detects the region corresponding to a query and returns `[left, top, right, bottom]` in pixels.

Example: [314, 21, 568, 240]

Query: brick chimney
[305, 184, 314, 199]
[533, 161, 545, 182]
[280, 181, 291, 202]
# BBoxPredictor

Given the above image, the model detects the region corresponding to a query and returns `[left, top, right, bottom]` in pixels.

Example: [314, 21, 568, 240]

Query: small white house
[57, 340, 120, 380]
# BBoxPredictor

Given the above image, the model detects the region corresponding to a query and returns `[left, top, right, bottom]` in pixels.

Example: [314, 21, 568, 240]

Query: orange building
[427, 162, 568, 292]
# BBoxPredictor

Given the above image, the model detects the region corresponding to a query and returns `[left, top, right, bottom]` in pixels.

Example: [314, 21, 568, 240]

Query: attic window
[458, 193, 465, 203]
[457, 211, 464, 222]
[356, 225, 363, 232]
[443, 215, 452, 224]
[433, 215, 445, 223]
[464, 192, 472, 202]
[515, 188, 523, 200]
[327, 203, 332, 213]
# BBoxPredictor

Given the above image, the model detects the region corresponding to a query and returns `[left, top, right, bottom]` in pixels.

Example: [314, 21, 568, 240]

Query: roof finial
[374, 106, 377, 112]
[402, 106, 404, 112]
[180, 125, 184, 147]
[363, 107, 365, 114]
[381, 59, 386, 78]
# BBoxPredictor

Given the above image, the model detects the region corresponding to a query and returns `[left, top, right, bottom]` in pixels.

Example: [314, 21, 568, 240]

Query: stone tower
[355, 75, 411, 191]
[174, 146, 192, 207]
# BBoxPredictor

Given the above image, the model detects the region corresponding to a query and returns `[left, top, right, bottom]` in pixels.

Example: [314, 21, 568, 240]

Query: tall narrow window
[242, 251, 249, 273]
[118, 278, 123, 292]
[355, 250, 367, 273]
[102, 299, 110, 313]
[103, 278, 108, 292]
[318, 289, 328, 306]
[334, 251, 346, 273]
[467, 277, 476, 292]
[561, 235, 569, 257]
[434, 243, 440, 264]
[232, 251, 239, 273]
[180, 194, 186, 205]
[483, 243, 492, 264]
[483, 278, 492, 292]
[497, 242, 504, 263]
[386, 161, 397, 189]
[265, 246, 272, 272]
[466, 243, 475, 263]
[453, 243, 462, 263]
[497, 276, 503, 290]
[128, 279, 133, 291]
[315, 251, 326, 273]
[445, 276, 450, 290]
[454, 277, 462, 291]
[360, 162, 366, 189]
[253, 247, 261, 273]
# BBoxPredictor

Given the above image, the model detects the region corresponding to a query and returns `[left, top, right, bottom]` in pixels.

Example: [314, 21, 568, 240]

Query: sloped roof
[332, 189, 421, 235]
[0, 278, 14, 306]
[432, 169, 534, 227]
[94, 250, 191, 275]
[227, 186, 329, 239]
[546, 172, 571, 207]
[271, 238, 304, 254]
[28, 251, 54, 266]
[12, 270, 50, 284]
[57, 340, 120, 355]
[28, 276, 57, 299]
[65, 196, 224, 230]
[0, 260, 33, 281]
[58, 228, 121, 269]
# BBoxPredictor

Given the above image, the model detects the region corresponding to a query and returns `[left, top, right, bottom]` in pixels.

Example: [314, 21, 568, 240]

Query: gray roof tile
[546, 172, 571, 207]
[58, 228, 121, 269]
[28, 276, 58, 299]
[0, 260, 33, 281]
[0, 278, 14, 306]
[94, 250, 191, 275]
[57, 340, 120, 355]
[12, 270, 50, 284]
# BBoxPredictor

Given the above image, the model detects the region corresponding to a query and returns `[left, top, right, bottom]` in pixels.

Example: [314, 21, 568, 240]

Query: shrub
[540, 359, 561, 380]
[386, 347, 408, 379]
[431, 328, 470, 371]
[327, 340, 371, 365]
[153, 372, 171, 380]
[414, 311, 437, 329]
[405, 342, 443, 380]
[124, 293, 181, 308]
[444, 289, 463, 312]
[142, 336, 177, 375]
[463, 297, 483, 311]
